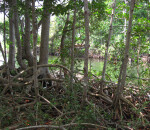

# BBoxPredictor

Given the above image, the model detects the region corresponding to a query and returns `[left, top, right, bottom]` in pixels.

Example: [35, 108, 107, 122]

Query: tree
[24, 0, 34, 67]
[113, 0, 136, 118]
[70, 0, 77, 91]
[38, 0, 51, 76]
[60, 13, 70, 65]
[8, 0, 15, 70]
[101, 0, 116, 94]
[83, 0, 90, 101]
[32, 0, 39, 97]
[14, 0, 27, 69]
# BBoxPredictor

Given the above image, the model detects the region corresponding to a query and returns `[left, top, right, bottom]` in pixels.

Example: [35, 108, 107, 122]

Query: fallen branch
[88, 91, 112, 104]
[120, 96, 145, 124]
[79, 83, 113, 104]
[38, 94, 63, 115]
[16, 123, 107, 130]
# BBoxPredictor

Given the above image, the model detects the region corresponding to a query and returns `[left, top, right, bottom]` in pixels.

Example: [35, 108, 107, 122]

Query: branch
[16, 123, 107, 130]
[38, 94, 63, 115]
[12, 64, 71, 81]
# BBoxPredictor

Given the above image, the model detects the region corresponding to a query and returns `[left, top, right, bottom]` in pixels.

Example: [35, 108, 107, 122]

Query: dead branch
[38, 94, 63, 115]
[16, 123, 107, 130]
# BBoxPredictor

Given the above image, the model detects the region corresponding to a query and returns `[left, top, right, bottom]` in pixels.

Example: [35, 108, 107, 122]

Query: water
[48, 56, 104, 73]
[0, 54, 104, 73]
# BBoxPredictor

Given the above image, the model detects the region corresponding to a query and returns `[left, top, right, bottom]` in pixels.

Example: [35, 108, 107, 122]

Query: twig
[38, 94, 63, 115]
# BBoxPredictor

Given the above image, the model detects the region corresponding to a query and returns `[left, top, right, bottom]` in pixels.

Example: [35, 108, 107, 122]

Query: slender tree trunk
[32, 0, 39, 97]
[14, 0, 27, 69]
[137, 37, 141, 78]
[70, 0, 76, 91]
[3, 0, 6, 65]
[113, 0, 136, 118]
[60, 13, 70, 64]
[25, 0, 34, 66]
[20, 18, 26, 59]
[123, 0, 127, 43]
[39, 0, 50, 75]
[101, 0, 116, 94]
[32, 0, 39, 125]
[50, 35, 55, 55]
[8, 0, 15, 70]
[83, 0, 90, 101]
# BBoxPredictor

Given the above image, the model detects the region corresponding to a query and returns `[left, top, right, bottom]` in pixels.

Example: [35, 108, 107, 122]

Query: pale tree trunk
[8, 0, 15, 70]
[123, 0, 127, 43]
[3, 0, 6, 65]
[39, 0, 50, 75]
[70, 0, 76, 91]
[113, 0, 136, 118]
[60, 13, 70, 64]
[32, 1, 39, 124]
[101, 0, 116, 94]
[137, 37, 141, 78]
[83, 0, 90, 101]
[25, 0, 34, 66]
[14, 0, 27, 70]
[32, 0, 39, 97]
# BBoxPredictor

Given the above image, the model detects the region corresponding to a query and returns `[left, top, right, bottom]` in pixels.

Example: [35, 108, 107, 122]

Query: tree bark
[3, 0, 7, 65]
[70, 0, 76, 91]
[32, 0, 38, 93]
[14, 0, 27, 70]
[113, 0, 136, 118]
[83, 0, 90, 101]
[101, 0, 116, 94]
[60, 13, 70, 64]
[8, 0, 15, 70]
[137, 37, 141, 78]
[123, 0, 127, 43]
[24, 0, 34, 66]
[39, 0, 50, 75]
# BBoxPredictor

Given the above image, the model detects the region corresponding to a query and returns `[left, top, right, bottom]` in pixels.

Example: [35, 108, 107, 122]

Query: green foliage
[0, 21, 9, 39]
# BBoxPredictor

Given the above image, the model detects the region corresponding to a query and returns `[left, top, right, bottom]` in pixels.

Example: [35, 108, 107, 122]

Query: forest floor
[0, 64, 150, 130]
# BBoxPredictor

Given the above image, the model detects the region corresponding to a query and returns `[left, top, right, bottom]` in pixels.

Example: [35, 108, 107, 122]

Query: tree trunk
[101, 0, 116, 94]
[19, 18, 26, 59]
[83, 0, 90, 101]
[3, 0, 7, 65]
[50, 35, 55, 55]
[70, 0, 76, 91]
[113, 0, 136, 118]
[14, 0, 27, 70]
[60, 13, 70, 64]
[39, 0, 50, 75]
[137, 37, 141, 78]
[24, 0, 34, 66]
[32, 0, 39, 100]
[123, 0, 127, 43]
[8, 0, 15, 70]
